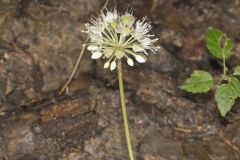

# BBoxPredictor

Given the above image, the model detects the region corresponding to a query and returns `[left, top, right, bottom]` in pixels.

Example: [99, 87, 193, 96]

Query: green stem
[117, 60, 135, 160]
[222, 55, 229, 81]
[223, 55, 226, 76]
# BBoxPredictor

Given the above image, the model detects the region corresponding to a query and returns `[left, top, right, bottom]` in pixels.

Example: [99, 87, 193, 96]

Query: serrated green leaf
[205, 27, 223, 59]
[215, 78, 240, 117]
[229, 77, 240, 97]
[234, 65, 240, 75]
[180, 70, 213, 93]
[205, 27, 234, 59]
[215, 84, 237, 117]
[222, 38, 234, 58]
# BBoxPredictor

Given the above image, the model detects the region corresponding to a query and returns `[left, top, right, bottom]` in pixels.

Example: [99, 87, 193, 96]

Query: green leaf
[215, 77, 240, 117]
[234, 65, 240, 75]
[222, 38, 234, 58]
[180, 70, 213, 93]
[229, 77, 240, 97]
[205, 27, 234, 59]
[215, 84, 237, 117]
[205, 27, 223, 59]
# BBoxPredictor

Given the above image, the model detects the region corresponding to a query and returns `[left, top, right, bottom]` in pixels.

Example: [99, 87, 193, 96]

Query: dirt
[0, 0, 240, 159]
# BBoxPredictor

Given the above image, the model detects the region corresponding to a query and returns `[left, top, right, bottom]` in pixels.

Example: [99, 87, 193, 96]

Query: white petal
[135, 55, 146, 63]
[91, 52, 102, 59]
[105, 12, 117, 23]
[143, 50, 149, 55]
[127, 58, 134, 66]
[141, 38, 152, 46]
[88, 45, 99, 51]
[104, 61, 110, 68]
[132, 44, 144, 52]
[110, 61, 117, 70]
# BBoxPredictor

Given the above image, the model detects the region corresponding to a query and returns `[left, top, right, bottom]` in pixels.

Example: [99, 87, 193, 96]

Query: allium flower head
[86, 9, 159, 70]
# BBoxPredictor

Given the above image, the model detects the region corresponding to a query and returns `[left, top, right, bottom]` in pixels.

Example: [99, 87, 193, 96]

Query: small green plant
[181, 27, 240, 117]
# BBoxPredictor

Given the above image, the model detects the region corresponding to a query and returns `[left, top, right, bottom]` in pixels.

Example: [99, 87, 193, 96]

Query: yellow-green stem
[223, 55, 227, 76]
[117, 60, 135, 160]
[222, 55, 229, 81]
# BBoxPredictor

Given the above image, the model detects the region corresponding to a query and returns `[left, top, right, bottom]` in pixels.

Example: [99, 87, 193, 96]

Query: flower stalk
[86, 9, 158, 159]
[59, 37, 89, 95]
[117, 60, 134, 160]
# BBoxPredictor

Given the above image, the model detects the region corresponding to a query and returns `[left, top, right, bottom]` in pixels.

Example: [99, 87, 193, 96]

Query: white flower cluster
[86, 9, 159, 70]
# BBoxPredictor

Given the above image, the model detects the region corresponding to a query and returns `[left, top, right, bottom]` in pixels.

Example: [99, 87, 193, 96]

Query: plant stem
[59, 37, 89, 95]
[58, 0, 110, 95]
[117, 60, 135, 160]
[222, 55, 229, 81]
[223, 55, 227, 76]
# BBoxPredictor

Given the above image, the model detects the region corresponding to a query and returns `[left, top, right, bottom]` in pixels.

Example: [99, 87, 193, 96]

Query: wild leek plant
[86, 9, 158, 159]
[181, 27, 240, 117]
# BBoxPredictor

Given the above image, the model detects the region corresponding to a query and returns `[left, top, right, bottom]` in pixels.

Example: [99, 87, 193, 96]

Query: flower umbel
[86, 9, 159, 70]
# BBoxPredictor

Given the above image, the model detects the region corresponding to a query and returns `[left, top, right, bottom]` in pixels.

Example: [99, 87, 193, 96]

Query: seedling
[181, 27, 240, 117]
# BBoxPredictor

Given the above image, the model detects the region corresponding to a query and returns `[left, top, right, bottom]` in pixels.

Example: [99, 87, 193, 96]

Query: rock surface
[0, 0, 240, 159]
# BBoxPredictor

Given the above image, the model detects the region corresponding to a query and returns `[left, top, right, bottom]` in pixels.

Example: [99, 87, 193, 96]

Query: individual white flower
[86, 9, 159, 70]
[104, 10, 118, 23]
